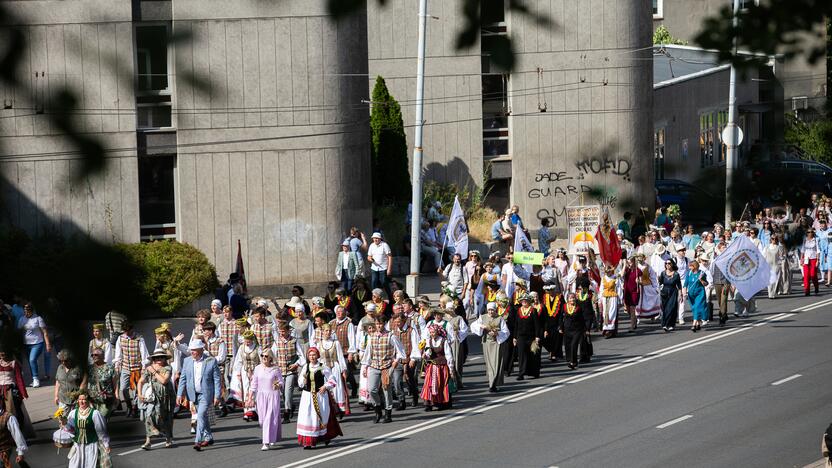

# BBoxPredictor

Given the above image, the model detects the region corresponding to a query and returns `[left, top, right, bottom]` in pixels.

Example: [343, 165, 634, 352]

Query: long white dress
[296, 363, 336, 440]
[66, 408, 110, 468]
[599, 273, 623, 331]
[229, 343, 261, 407]
[317, 336, 348, 412]
[636, 263, 662, 319]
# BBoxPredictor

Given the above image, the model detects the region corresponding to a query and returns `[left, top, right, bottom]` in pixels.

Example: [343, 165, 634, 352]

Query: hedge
[117, 240, 219, 315]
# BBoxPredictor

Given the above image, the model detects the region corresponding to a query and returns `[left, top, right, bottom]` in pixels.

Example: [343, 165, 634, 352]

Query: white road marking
[467, 356, 482, 361]
[118, 441, 166, 456]
[277, 311, 795, 468]
[771, 374, 802, 386]
[794, 297, 832, 312]
[656, 415, 693, 429]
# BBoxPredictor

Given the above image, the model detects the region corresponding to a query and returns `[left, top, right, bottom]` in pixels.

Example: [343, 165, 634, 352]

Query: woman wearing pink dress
[246, 350, 284, 451]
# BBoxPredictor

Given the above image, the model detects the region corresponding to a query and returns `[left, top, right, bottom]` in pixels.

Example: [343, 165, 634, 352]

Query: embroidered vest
[242, 347, 259, 373]
[602, 277, 618, 297]
[119, 335, 142, 370]
[369, 333, 393, 369]
[292, 319, 311, 344]
[429, 338, 448, 366]
[72, 409, 98, 444]
[219, 320, 239, 354]
[320, 342, 339, 368]
[394, 327, 412, 360]
[330, 319, 351, 353]
[252, 322, 273, 349]
[273, 337, 298, 375]
[206, 337, 225, 364]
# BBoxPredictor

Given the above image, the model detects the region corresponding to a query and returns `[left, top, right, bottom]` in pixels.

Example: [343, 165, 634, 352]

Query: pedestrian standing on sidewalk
[17, 303, 51, 388]
[246, 349, 284, 451]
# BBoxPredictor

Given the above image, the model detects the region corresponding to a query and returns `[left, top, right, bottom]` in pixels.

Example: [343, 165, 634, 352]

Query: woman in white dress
[230, 331, 261, 421]
[296, 348, 342, 449]
[64, 390, 110, 468]
[635, 254, 662, 323]
[314, 324, 349, 416]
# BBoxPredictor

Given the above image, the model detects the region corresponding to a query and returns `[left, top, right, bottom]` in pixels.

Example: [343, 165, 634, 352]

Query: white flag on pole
[445, 195, 469, 258]
[513, 224, 535, 276]
[713, 234, 773, 300]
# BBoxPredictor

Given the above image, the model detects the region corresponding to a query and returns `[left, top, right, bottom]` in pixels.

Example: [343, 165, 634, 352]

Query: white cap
[371, 232, 382, 239]
[188, 339, 205, 350]
[256, 299, 268, 307]
[616, 229, 624, 236]
[366, 303, 377, 312]
[486, 302, 497, 310]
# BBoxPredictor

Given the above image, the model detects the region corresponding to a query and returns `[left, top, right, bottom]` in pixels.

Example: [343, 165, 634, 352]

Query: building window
[654, 127, 665, 180]
[652, 0, 663, 19]
[482, 74, 509, 159]
[481, 0, 505, 26]
[738, 0, 759, 10]
[135, 25, 170, 94]
[699, 113, 714, 168]
[716, 109, 728, 164]
[137, 103, 173, 130]
[138, 155, 176, 240]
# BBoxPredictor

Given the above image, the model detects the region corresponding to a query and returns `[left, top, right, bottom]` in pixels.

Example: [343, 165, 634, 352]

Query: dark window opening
[136, 25, 169, 93]
[138, 155, 176, 239]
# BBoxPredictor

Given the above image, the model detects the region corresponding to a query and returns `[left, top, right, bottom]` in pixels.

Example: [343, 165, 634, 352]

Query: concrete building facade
[368, 0, 655, 232]
[0, 0, 371, 288]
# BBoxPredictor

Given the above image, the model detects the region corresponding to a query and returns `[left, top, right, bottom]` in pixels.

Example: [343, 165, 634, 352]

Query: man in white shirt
[177, 340, 221, 451]
[0, 401, 27, 465]
[367, 232, 393, 299]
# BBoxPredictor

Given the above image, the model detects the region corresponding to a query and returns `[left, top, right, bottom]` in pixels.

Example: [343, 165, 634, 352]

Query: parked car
[655, 179, 723, 229]
[749, 159, 832, 207]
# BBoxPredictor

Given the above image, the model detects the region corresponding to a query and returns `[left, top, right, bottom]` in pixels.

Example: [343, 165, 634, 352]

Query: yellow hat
[154, 326, 171, 335]
[92, 323, 105, 331]
[241, 330, 256, 342]
[236, 318, 250, 327]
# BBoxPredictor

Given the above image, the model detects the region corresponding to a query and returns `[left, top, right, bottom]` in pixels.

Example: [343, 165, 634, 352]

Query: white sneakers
[31, 378, 40, 388]
[261, 444, 269, 451]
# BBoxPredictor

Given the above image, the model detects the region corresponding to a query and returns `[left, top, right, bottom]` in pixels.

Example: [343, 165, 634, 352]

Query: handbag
[448, 375, 457, 394]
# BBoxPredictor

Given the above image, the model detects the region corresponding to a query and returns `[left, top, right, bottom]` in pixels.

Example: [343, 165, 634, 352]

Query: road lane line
[656, 415, 693, 429]
[118, 441, 166, 456]
[277, 311, 796, 468]
[794, 297, 832, 312]
[771, 374, 802, 386]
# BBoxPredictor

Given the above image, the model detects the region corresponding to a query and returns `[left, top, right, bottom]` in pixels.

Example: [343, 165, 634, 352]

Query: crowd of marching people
[2, 193, 831, 464]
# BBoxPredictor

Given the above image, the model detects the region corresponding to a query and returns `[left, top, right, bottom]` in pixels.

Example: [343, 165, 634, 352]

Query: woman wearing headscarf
[419, 323, 454, 411]
[470, 302, 509, 392]
[137, 349, 175, 449]
[296, 347, 341, 449]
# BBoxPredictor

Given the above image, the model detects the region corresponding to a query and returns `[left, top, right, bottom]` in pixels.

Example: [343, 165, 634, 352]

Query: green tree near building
[370, 76, 411, 204]
[653, 25, 688, 45]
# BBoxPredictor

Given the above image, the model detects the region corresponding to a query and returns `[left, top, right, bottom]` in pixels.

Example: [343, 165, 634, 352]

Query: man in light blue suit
[177, 339, 221, 451]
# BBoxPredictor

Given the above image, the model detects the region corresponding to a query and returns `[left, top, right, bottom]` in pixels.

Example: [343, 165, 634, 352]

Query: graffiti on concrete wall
[574, 156, 631, 181]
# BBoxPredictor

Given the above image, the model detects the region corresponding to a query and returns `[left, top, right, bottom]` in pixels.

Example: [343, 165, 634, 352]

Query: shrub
[118, 240, 219, 315]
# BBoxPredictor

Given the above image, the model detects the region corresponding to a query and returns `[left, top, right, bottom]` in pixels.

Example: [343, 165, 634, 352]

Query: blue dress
[685, 270, 708, 321]
[818, 230, 832, 271]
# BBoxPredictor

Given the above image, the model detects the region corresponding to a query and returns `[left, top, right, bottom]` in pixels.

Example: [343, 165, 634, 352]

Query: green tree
[370, 76, 411, 204]
[785, 113, 832, 164]
[653, 25, 688, 45]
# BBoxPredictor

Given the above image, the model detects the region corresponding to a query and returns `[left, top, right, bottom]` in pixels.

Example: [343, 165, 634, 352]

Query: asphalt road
[23, 291, 832, 468]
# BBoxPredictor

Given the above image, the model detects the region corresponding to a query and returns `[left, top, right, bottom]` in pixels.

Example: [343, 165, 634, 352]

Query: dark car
[655, 179, 723, 229]
[749, 159, 832, 207]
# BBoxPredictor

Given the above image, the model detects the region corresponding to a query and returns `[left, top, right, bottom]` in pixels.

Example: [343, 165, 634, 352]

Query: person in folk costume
[230, 331, 261, 422]
[635, 252, 662, 327]
[355, 303, 380, 411]
[209, 299, 224, 326]
[201, 322, 230, 417]
[297, 347, 343, 449]
[114, 321, 150, 419]
[323, 281, 340, 312]
[540, 281, 565, 362]
[419, 323, 455, 411]
[574, 277, 596, 363]
[443, 295, 469, 390]
[350, 279, 371, 324]
[599, 263, 624, 339]
[88, 323, 113, 365]
[271, 324, 306, 424]
[672, 244, 690, 325]
[309, 312, 330, 349]
[137, 349, 175, 450]
[290, 305, 313, 358]
[87, 347, 118, 421]
[250, 307, 277, 351]
[388, 313, 421, 410]
[0, 349, 34, 440]
[617, 229, 635, 259]
[361, 315, 405, 423]
[189, 309, 213, 343]
[245, 349, 284, 451]
[622, 255, 641, 329]
[312, 322, 349, 417]
[470, 302, 510, 392]
[152, 324, 187, 418]
[333, 288, 359, 326]
[401, 298, 426, 339]
[370, 288, 391, 319]
[63, 390, 111, 468]
[559, 292, 588, 370]
[218, 306, 241, 388]
[513, 293, 542, 380]
[0, 399, 28, 468]
[329, 305, 358, 400]
[309, 296, 330, 323]
[416, 295, 434, 324]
